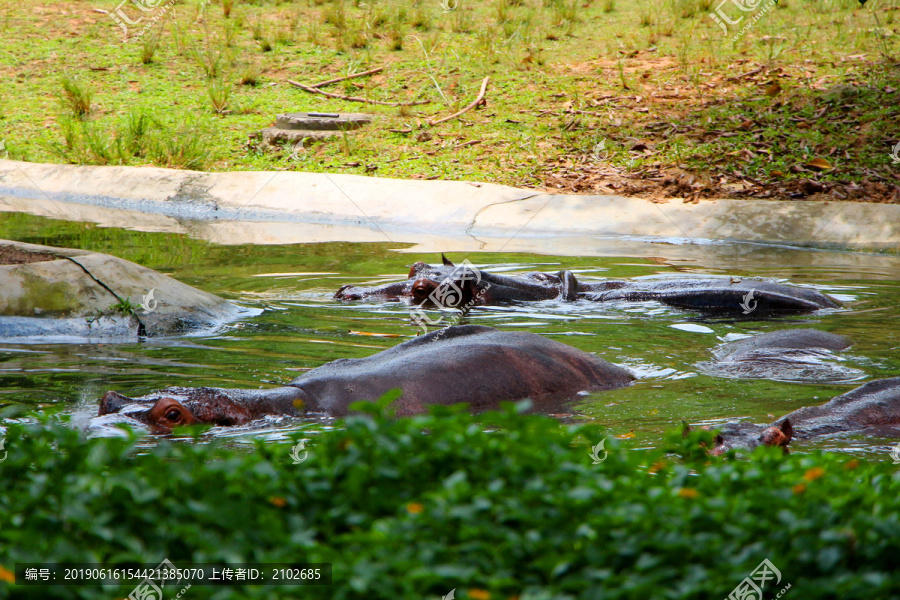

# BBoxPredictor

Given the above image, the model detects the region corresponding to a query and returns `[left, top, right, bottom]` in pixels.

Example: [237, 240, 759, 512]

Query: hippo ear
[441, 254, 454, 267]
[780, 419, 793, 443]
[556, 270, 579, 302]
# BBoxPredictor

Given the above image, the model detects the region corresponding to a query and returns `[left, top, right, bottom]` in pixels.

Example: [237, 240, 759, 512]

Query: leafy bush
[1, 401, 899, 599]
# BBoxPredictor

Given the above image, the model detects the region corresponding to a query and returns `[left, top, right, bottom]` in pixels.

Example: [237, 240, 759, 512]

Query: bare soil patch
[0, 246, 60, 265]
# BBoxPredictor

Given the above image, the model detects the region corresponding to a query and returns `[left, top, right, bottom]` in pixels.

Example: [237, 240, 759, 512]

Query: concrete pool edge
[1, 159, 898, 252]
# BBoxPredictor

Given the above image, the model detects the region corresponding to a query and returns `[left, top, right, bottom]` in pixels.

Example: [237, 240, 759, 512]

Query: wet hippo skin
[709, 377, 900, 454]
[696, 329, 863, 383]
[334, 256, 840, 315]
[97, 325, 635, 431]
[711, 329, 853, 357]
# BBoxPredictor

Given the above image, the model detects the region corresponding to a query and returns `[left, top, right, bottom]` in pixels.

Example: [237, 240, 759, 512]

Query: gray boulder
[0, 239, 254, 341]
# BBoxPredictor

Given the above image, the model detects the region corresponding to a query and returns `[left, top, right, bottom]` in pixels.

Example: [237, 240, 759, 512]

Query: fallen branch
[727, 67, 763, 81]
[287, 80, 430, 107]
[429, 77, 490, 126]
[309, 66, 385, 89]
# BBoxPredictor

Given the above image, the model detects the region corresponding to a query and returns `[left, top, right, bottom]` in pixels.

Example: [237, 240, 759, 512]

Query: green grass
[106, 296, 140, 317]
[59, 75, 92, 119]
[1, 400, 900, 599]
[0, 0, 897, 201]
[52, 110, 210, 169]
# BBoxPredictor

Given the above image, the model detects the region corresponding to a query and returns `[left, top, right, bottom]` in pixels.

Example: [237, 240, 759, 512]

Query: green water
[1, 211, 898, 457]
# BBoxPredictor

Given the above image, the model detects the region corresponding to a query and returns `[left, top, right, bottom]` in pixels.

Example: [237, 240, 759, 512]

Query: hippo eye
[165, 409, 182, 422]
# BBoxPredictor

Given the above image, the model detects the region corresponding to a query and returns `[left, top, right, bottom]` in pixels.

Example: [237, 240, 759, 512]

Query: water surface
[1, 211, 898, 458]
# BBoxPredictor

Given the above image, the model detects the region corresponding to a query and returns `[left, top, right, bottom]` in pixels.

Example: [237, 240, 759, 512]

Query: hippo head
[408, 254, 457, 279]
[409, 256, 486, 308]
[334, 254, 486, 308]
[709, 419, 794, 456]
[410, 276, 480, 309]
[99, 391, 203, 433]
[98, 388, 263, 433]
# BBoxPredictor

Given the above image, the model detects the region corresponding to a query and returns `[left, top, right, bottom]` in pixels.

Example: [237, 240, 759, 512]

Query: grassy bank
[1, 401, 900, 599]
[0, 0, 898, 202]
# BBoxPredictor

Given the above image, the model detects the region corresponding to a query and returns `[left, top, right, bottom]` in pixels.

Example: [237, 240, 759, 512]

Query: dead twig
[727, 67, 764, 81]
[309, 66, 385, 89]
[287, 80, 430, 107]
[429, 77, 489, 126]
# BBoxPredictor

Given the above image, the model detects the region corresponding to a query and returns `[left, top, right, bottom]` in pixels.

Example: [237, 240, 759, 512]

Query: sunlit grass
[0, 0, 895, 196]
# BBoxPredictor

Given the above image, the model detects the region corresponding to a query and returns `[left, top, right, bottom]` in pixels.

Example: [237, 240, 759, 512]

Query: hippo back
[698, 328, 861, 383]
[288, 325, 634, 416]
[713, 329, 852, 359]
[581, 278, 839, 314]
[782, 377, 900, 437]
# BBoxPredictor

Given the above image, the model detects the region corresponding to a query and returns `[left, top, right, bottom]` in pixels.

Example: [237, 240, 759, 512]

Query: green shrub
[1, 401, 899, 599]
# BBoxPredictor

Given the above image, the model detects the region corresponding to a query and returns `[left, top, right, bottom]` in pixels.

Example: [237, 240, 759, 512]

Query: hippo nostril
[411, 279, 437, 301]
[99, 391, 129, 416]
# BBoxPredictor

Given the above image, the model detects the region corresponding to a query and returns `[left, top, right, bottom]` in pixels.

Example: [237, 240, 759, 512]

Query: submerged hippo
[707, 377, 900, 454]
[335, 255, 567, 306]
[335, 256, 840, 316]
[97, 325, 634, 432]
[696, 328, 864, 383]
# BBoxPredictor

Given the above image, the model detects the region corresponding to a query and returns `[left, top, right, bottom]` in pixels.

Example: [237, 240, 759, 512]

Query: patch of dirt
[534, 155, 900, 204]
[531, 60, 900, 204]
[0, 246, 60, 265]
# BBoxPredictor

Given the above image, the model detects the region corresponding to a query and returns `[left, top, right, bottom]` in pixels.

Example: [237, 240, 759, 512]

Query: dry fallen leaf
[802, 180, 825, 195]
[805, 157, 833, 171]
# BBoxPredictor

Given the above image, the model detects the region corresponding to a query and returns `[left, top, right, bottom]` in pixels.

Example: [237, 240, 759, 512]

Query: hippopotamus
[696, 329, 864, 383]
[96, 325, 634, 432]
[334, 256, 840, 316]
[708, 377, 900, 455]
[335, 255, 567, 307]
